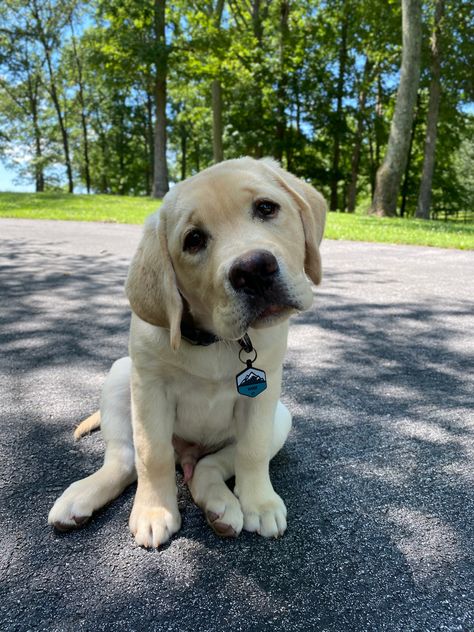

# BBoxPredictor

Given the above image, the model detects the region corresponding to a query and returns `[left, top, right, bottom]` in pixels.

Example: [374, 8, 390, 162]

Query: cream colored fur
[48, 157, 326, 548]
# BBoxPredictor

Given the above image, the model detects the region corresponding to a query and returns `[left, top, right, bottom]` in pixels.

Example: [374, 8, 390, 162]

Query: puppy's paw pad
[129, 505, 181, 548]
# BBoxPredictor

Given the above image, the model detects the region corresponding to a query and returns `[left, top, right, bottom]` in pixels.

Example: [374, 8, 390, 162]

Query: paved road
[1, 218, 473, 632]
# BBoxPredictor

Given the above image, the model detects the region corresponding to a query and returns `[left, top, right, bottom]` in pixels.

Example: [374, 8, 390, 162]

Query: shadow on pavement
[1, 238, 473, 630]
[0, 238, 130, 372]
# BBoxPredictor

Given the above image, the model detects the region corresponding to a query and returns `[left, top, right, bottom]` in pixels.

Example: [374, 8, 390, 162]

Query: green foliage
[0, 0, 472, 216]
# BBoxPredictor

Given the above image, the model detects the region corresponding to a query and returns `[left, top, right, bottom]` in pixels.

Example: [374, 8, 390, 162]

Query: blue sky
[0, 160, 34, 192]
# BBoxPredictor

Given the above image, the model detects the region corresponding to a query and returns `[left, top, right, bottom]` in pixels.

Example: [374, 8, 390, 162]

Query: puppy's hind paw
[203, 484, 244, 538]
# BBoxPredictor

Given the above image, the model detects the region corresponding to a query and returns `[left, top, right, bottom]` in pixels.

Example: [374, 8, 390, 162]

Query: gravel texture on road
[1, 218, 473, 632]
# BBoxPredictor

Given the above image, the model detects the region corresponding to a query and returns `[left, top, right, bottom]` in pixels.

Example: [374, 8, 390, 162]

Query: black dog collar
[180, 321, 219, 347]
[180, 321, 253, 353]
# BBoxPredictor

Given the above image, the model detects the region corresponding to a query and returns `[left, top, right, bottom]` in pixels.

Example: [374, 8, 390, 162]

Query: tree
[0, 0, 67, 191]
[29, 0, 76, 193]
[210, 0, 226, 163]
[0, 39, 47, 191]
[329, 0, 349, 211]
[416, 0, 444, 218]
[371, 0, 422, 216]
[346, 57, 372, 212]
[68, 14, 92, 194]
[92, 0, 171, 196]
[152, 0, 169, 198]
[0, 0, 472, 214]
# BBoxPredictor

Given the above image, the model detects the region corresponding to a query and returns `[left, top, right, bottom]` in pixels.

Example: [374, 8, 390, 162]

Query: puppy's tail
[74, 410, 101, 440]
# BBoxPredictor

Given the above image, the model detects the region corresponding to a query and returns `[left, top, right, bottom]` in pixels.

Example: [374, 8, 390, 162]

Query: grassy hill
[0, 191, 472, 250]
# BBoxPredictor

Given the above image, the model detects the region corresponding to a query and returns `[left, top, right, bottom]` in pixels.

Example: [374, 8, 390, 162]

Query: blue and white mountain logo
[236, 366, 267, 398]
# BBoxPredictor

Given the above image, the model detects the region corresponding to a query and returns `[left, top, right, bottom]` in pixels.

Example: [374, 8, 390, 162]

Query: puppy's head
[126, 157, 326, 348]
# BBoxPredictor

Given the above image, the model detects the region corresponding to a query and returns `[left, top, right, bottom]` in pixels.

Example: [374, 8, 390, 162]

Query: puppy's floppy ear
[125, 201, 183, 350]
[259, 158, 327, 285]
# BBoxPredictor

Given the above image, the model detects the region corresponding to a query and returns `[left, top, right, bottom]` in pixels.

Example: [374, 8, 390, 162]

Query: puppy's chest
[167, 348, 240, 446]
[154, 337, 280, 446]
[172, 374, 238, 446]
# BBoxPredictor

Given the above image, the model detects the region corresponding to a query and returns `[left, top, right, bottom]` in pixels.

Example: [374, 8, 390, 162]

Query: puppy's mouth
[242, 284, 302, 329]
[250, 303, 296, 327]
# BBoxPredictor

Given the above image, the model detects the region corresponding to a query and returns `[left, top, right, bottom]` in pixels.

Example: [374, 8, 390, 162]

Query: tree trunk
[368, 130, 376, 198]
[152, 0, 169, 199]
[46, 51, 74, 193]
[347, 58, 372, 213]
[368, 74, 384, 197]
[295, 75, 301, 135]
[275, 0, 289, 162]
[70, 20, 91, 193]
[286, 74, 301, 172]
[195, 140, 200, 172]
[181, 126, 187, 181]
[416, 0, 444, 219]
[371, 0, 422, 216]
[211, 79, 224, 163]
[78, 96, 91, 194]
[400, 93, 420, 217]
[211, 0, 225, 163]
[375, 75, 383, 168]
[39, 41, 73, 192]
[26, 68, 45, 192]
[251, 0, 265, 157]
[146, 91, 154, 195]
[93, 105, 110, 193]
[118, 102, 126, 195]
[32, 101, 44, 192]
[329, 5, 349, 211]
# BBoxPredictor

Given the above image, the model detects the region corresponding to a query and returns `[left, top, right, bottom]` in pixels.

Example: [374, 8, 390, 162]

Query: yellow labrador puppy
[48, 157, 326, 548]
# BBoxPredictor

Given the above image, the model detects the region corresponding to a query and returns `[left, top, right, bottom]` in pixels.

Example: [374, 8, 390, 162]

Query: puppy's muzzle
[229, 250, 279, 295]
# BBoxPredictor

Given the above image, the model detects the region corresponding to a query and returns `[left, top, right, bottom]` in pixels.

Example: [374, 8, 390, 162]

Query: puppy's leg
[188, 444, 243, 537]
[128, 366, 180, 548]
[189, 400, 291, 537]
[48, 357, 136, 531]
[234, 384, 291, 538]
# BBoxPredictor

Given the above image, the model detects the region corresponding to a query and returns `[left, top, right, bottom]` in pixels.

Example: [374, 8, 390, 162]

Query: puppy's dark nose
[229, 250, 279, 294]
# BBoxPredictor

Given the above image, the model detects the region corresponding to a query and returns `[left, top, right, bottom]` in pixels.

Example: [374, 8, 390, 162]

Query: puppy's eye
[183, 229, 207, 253]
[254, 199, 279, 219]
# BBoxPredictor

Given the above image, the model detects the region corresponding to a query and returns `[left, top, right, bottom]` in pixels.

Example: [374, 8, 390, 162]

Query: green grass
[0, 191, 472, 250]
[325, 212, 473, 250]
[0, 191, 158, 223]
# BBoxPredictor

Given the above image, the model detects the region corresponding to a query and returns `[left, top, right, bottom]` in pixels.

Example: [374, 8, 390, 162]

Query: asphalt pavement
[1, 217, 473, 632]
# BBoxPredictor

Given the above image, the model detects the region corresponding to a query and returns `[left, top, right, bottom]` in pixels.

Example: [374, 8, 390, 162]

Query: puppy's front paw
[48, 481, 95, 531]
[129, 501, 181, 548]
[238, 489, 287, 538]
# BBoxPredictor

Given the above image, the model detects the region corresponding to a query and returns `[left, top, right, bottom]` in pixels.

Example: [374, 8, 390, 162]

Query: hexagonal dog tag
[236, 364, 267, 398]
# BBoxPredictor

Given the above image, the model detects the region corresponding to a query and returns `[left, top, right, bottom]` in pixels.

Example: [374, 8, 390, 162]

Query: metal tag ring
[239, 347, 257, 364]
